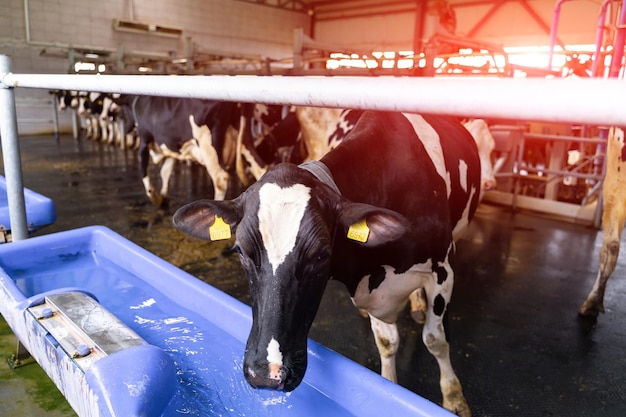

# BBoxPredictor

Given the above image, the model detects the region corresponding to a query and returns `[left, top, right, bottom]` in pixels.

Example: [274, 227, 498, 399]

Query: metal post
[72, 108, 79, 139]
[547, 0, 569, 70]
[0, 55, 29, 241]
[609, 0, 626, 78]
[51, 93, 59, 139]
[591, 0, 612, 77]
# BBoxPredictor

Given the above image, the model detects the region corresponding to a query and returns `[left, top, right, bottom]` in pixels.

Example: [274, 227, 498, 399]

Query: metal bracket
[7, 340, 34, 369]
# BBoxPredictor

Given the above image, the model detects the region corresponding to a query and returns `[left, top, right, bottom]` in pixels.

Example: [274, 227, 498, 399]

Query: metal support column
[609, 0, 626, 78]
[0, 55, 29, 241]
[51, 92, 60, 139]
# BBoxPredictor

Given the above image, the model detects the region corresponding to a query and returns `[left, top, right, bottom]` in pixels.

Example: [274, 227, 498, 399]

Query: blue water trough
[0, 225, 452, 417]
[0, 175, 57, 237]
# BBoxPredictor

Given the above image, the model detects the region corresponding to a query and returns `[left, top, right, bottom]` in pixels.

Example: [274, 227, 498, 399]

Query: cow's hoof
[578, 304, 602, 319]
[578, 297, 604, 319]
[443, 396, 471, 417]
[411, 309, 426, 324]
[450, 402, 472, 417]
[159, 197, 170, 209]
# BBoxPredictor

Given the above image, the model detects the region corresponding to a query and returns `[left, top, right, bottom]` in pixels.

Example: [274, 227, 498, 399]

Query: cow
[113, 95, 250, 206]
[52, 90, 79, 111]
[173, 111, 480, 416]
[579, 126, 625, 318]
[293, 108, 497, 323]
[294, 107, 497, 193]
[294, 106, 364, 162]
[238, 104, 302, 181]
[77, 92, 109, 141]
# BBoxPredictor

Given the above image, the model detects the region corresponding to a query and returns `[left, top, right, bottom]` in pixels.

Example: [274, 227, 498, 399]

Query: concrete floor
[2, 133, 626, 417]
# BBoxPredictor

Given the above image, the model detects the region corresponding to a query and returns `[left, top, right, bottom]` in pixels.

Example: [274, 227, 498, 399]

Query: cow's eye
[234, 245, 247, 262]
[316, 249, 330, 262]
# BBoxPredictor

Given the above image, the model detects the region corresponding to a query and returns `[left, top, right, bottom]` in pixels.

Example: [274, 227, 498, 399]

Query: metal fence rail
[2, 71, 626, 126]
[1, 53, 625, 239]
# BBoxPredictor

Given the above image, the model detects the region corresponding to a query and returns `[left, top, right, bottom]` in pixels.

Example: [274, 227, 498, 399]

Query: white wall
[0, 0, 310, 134]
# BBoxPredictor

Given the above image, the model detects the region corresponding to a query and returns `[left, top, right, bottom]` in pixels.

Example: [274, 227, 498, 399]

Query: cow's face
[173, 163, 408, 391]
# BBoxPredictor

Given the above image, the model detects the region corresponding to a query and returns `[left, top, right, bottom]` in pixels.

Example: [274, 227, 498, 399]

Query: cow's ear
[173, 199, 241, 242]
[336, 202, 409, 248]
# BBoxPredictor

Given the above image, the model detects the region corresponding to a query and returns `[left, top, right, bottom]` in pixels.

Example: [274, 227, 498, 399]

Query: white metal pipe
[0, 55, 29, 241]
[2, 70, 626, 126]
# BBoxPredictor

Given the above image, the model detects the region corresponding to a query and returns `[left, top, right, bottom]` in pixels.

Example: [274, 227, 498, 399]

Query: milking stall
[1, 1, 626, 416]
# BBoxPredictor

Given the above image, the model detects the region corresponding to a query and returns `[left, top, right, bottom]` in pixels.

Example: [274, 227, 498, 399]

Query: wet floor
[1, 133, 626, 417]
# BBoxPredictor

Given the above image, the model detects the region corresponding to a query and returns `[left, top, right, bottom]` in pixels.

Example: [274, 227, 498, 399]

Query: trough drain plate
[28, 291, 147, 372]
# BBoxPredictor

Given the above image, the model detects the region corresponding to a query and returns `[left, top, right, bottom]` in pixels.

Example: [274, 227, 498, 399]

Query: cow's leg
[157, 157, 176, 207]
[99, 118, 109, 143]
[580, 127, 626, 318]
[580, 226, 621, 317]
[189, 115, 230, 200]
[422, 259, 470, 417]
[408, 287, 427, 324]
[83, 116, 92, 138]
[91, 117, 101, 141]
[138, 138, 162, 206]
[106, 120, 115, 144]
[369, 315, 399, 383]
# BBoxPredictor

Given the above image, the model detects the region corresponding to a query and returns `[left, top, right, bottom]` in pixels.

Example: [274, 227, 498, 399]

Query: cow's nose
[482, 178, 497, 191]
[245, 364, 289, 390]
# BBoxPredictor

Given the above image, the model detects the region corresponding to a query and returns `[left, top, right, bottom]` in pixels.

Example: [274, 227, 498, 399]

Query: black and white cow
[53, 90, 79, 111]
[238, 104, 302, 180]
[113, 96, 258, 206]
[173, 111, 480, 416]
[77, 92, 108, 141]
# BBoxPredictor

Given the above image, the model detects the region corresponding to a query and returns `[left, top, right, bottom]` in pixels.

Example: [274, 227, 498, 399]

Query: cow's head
[173, 163, 408, 391]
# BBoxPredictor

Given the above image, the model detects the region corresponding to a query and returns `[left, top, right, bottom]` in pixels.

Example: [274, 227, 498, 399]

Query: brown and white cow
[579, 127, 626, 318]
[173, 111, 480, 416]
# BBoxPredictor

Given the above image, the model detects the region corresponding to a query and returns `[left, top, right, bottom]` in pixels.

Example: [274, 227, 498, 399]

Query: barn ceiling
[237, 1, 555, 34]
[236, 1, 547, 17]
[237, 1, 603, 49]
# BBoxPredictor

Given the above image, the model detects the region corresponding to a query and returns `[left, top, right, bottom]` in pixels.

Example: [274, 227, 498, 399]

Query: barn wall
[314, 0, 605, 52]
[454, 0, 603, 47]
[315, 12, 416, 51]
[0, 0, 309, 134]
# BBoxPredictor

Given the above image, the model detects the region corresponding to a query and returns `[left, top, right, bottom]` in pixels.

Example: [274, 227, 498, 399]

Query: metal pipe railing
[2, 71, 626, 126]
[548, 0, 576, 70]
[591, 0, 614, 77]
[609, 0, 626, 77]
[2, 54, 626, 238]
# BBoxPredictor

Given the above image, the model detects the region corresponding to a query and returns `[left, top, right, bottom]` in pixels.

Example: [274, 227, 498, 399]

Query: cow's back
[133, 97, 239, 154]
[321, 112, 480, 226]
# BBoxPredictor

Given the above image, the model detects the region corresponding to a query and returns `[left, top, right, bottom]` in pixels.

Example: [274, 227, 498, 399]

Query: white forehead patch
[266, 337, 283, 365]
[258, 182, 311, 275]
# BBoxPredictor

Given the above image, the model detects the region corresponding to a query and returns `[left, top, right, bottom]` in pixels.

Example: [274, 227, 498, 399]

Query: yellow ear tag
[209, 216, 232, 241]
[347, 219, 370, 243]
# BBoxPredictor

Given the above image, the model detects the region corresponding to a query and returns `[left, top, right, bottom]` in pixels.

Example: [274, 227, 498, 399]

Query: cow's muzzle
[245, 363, 289, 391]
